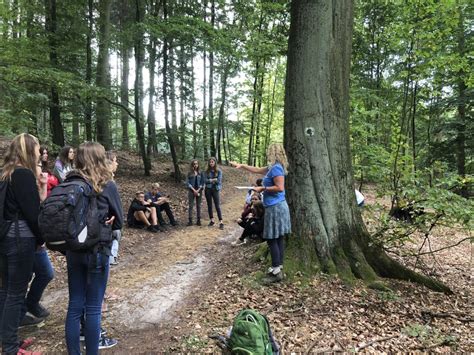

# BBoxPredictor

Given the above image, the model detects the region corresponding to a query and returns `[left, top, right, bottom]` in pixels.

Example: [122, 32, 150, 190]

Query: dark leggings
[267, 237, 284, 268]
[205, 188, 222, 220]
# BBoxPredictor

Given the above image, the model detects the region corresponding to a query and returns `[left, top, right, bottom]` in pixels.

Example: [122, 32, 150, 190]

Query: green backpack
[228, 309, 273, 355]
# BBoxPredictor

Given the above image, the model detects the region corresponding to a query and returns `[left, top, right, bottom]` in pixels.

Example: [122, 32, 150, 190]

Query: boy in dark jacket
[126, 191, 162, 233]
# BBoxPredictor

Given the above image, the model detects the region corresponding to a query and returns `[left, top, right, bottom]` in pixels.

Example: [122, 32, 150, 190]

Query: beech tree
[284, 0, 451, 293]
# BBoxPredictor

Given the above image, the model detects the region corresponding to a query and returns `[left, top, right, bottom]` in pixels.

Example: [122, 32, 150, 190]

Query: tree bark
[84, 0, 93, 141]
[208, 0, 216, 158]
[284, 0, 451, 294]
[134, 0, 151, 175]
[120, 44, 130, 150]
[162, 0, 182, 181]
[456, 4, 467, 197]
[44, 0, 64, 146]
[216, 63, 229, 163]
[96, 0, 112, 149]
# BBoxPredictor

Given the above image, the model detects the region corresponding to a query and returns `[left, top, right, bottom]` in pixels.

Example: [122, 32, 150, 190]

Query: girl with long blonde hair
[0, 133, 47, 354]
[64, 142, 123, 355]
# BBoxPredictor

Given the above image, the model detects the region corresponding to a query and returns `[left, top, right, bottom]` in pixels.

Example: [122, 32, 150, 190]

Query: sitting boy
[126, 191, 162, 233]
[145, 183, 178, 227]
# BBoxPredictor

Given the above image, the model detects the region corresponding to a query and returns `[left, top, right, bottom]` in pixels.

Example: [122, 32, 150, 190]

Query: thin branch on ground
[421, 310, 474, 323]
[416, 237, 474, 256]
[354, 334, 400, 352]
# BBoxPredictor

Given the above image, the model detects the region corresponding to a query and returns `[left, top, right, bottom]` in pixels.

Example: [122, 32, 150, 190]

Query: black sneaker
[170, 221, 178, 226]
[187, 220, 193, 226]
[208, 221, 215, 226]
[28, 303, 50, 318]
[98, 336, 118, 349]
[219, 223, 224, 230]
[152, 225, 164, 232]
[19, 314, 44, 328]
[146, 225, 158, 233]
[196, 220, 201, 226]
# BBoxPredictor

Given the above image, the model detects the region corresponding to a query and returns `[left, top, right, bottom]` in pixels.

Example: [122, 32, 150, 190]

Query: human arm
[103, 182, 124, 230]
[229, 161, 268, 175]
[11, 168, 41, 237]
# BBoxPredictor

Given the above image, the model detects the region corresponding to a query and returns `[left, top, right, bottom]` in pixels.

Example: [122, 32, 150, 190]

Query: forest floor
[19, 151, 473, 353]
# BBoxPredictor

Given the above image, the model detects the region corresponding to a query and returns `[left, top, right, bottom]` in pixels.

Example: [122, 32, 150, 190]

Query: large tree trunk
[44, 0, 64, 146]
[96, 0, 112, 149]
[284, 0, 451, 294]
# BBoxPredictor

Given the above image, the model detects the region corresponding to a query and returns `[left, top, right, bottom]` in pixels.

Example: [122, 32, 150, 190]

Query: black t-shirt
[4, 167, 41, 237]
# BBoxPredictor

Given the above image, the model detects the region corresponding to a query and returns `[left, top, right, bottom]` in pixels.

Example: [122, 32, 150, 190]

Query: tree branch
[102, 97, 137, 120]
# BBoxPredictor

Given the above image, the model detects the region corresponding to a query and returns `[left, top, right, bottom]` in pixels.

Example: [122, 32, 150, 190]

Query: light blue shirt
[262, 163, 286, 207]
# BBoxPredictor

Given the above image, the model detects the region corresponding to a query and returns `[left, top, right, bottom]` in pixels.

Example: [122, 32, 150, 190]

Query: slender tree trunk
[202, 50, 209, 159]
[216, 63, 229, 163]
[456, 5, 467, 197]
[134, 0, 151, 175]
[208, 0, 216, 158]
[264, 65, 278, 159]
[147, 26, 158, 156]
[44, 0, 64, 146]
[178, 46, 186, 160]
[247, 60, 259, 165]
[84, 0, 93, 141]
[253, 64, 265, 166]
[411, 81, 418, 174]
[95, 0, 112, 149]
[162, 0, 181, 181]
[284, 0, 450, 294]
[190, 49, 198, 158]
[120, 45, 130, 149]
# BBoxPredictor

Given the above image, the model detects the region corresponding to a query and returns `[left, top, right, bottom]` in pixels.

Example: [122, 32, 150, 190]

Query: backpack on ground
[0, 180, 13, 241]
[227, 309, 280, 355]
[39, 175, 109, 252]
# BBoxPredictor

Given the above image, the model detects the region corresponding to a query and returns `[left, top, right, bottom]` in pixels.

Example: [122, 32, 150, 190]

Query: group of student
[0, 134, 122, 355]
[0, 137, 293, 354]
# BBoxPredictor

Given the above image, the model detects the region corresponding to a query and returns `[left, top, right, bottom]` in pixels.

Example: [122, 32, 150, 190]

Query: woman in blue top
[231, 143, 291, 283]
[205, 157, 224, 229]
[186, 159, 205, 226]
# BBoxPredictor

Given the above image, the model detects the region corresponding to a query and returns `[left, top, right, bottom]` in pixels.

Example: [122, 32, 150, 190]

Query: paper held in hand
[234, 186, 254, 190]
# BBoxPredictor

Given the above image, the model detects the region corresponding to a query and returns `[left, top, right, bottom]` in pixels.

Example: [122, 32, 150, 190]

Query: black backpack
[0, 180, 13, 241]
[39, 175, 109, 252]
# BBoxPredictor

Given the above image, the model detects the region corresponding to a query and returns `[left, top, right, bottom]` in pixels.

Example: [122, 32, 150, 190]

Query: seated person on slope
[233, 200, 265, 245]
[238, 192, 261, 227]
[127, 191, 162, 233]
[145, 182, 178, 227]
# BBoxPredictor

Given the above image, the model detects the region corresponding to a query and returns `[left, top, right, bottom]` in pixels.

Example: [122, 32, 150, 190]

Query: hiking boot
[208, 221, 215, 226]
[196, 219, 201, 226]
[28, 303, 50, 319]
[262, 271, 283, 285]
[187, 220, 193, 226]
[146, 225, 158, 233]
[98, 336, 118, 350]
[170, 221, 178, 226]
[219, 223, 224, 230]
[19, 314, 44, 328]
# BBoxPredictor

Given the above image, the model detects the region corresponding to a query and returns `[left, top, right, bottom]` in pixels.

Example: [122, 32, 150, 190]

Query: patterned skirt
[263, 200, 291, 240]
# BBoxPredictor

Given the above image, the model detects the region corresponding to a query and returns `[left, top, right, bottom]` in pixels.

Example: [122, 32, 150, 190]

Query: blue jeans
[0, 234, 36, 355]
[65, 251, 109, 355]
[21, 247, 54, 318]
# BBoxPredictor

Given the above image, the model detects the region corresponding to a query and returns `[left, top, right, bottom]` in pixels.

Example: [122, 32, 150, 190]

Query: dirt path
[20, 186, 248, 353]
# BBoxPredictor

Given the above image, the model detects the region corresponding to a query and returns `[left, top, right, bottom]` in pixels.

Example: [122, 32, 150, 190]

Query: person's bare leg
[134, 211, 151, 226]
[149, 207, 158, 225]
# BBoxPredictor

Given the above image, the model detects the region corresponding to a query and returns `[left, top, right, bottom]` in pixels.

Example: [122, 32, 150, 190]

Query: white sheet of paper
[234, 186, 254, 190]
